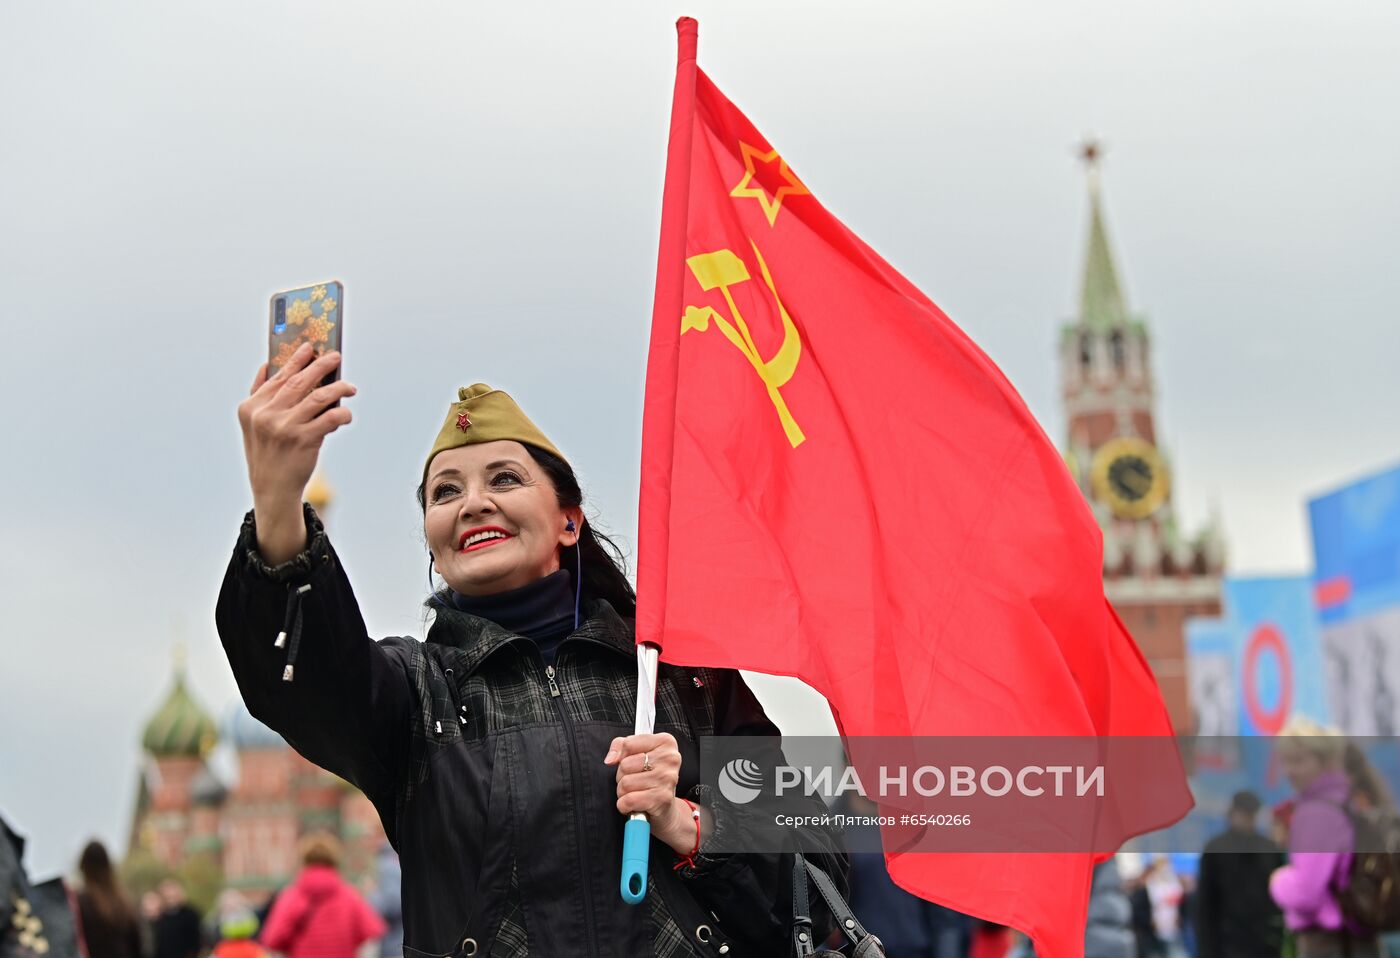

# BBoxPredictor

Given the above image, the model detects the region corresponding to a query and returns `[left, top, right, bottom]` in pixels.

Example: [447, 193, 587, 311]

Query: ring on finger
[643, 752, 653, 772]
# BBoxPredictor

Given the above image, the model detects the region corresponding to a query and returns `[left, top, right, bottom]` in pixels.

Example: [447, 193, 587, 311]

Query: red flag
[638, 18, 1191, 956]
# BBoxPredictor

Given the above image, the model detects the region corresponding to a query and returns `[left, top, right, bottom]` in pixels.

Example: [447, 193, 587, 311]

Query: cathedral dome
[224, 701, 285, 751]
[141, 664, 217, 758]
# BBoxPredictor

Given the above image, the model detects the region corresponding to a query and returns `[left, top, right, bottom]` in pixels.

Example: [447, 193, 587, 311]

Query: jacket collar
[426, 596, 636, 674]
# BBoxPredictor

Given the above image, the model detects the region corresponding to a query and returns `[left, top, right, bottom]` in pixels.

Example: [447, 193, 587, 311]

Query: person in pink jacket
[260, 833, 386, 958]
[1268, 718, 1380, 958]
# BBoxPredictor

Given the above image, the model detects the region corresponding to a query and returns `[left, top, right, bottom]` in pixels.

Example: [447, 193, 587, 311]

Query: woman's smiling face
[424, 440, 579, 596]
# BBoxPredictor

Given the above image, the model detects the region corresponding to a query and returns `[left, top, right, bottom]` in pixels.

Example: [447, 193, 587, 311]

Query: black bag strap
[806, 859, 872, 948]
[791, 853, 883, 957]
[792, 852, 815, 956]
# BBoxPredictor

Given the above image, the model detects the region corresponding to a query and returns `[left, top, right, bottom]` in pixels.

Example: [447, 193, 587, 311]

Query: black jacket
[1, 816, 81, 958]
[216, 505, 846, 957]
[1195, 827, 1286, 958]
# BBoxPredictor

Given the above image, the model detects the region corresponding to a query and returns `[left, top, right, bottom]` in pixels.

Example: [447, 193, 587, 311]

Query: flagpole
[637, 15, 698, 647]
[620, 643, 660, 903]
[623, 14, 699, 905]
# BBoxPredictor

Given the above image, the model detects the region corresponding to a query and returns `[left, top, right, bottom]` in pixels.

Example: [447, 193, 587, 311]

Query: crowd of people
[1130, 720, 1399, 958]
[70, 834, 399, 958]
[836, 716, 1400, 958]
[41, 717, 1400, 958]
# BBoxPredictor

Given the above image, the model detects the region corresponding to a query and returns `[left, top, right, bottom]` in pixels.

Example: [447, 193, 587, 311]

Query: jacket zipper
[543, 659, 603, 958]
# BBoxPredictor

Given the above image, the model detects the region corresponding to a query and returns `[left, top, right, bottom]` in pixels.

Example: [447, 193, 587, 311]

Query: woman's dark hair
[1345, 741, 1397, 812]
[78, 840, 134, 924]
[417, 443, 637, 619]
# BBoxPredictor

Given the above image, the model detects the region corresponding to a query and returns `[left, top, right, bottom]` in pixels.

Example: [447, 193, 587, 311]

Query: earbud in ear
[566, 520, 576, 533]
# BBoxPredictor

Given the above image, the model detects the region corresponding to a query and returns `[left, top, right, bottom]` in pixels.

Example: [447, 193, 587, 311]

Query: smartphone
[268, 281, 344, 384]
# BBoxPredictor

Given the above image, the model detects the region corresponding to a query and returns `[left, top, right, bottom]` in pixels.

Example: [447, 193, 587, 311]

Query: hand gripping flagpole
[625, 15, 699, 905]
[620, 642, 661, 904]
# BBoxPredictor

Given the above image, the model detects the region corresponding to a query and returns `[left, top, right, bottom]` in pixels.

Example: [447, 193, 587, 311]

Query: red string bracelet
[672, 798, 701, 871]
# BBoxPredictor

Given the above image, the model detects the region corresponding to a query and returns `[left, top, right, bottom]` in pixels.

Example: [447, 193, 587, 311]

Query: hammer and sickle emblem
[681, 240, 806, 448]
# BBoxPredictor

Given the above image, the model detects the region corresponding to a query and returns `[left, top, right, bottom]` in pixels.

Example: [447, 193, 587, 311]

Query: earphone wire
[573, 540, 583, 631]
[426, 556, 447, 610]
[571, 523, 582, 631]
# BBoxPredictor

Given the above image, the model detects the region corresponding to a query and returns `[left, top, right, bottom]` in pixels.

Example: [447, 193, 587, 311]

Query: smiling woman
[422, 443, 579, 597]
[216, 347, 846, 957]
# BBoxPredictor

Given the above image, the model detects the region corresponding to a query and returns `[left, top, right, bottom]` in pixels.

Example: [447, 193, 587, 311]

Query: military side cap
[424, 384, 567, 486]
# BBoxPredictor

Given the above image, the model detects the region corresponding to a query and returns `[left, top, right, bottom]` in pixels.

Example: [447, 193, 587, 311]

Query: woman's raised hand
[605, 732, 710, 858]
[238, 343, 356, 564]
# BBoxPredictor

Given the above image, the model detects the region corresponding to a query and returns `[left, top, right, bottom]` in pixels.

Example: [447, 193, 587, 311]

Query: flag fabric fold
[637, 18, 1191, 956]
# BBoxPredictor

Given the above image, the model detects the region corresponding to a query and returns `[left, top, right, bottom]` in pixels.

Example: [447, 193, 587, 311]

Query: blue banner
[1223, 577, 1329, 737]
[1309, 462, 1400, 735]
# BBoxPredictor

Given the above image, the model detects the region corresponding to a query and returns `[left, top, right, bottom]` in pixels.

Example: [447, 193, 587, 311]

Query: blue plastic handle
[620, 816, 651, 904]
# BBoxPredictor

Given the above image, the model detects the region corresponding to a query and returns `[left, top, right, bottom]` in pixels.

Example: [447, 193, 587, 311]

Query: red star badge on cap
[456, 411, 472, 432]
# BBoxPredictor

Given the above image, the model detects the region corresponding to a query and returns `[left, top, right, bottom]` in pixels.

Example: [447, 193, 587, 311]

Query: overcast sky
[3, 0, 1397, 879]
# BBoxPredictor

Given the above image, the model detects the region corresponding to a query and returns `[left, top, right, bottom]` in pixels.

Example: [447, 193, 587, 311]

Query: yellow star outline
[729, 141, 809, 227]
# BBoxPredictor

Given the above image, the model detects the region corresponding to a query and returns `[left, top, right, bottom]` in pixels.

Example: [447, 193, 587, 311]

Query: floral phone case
[268, 281, 343, 380]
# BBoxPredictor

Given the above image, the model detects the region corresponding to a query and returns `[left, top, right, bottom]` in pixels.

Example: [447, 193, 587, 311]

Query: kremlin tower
[1058, 143, 1226, 732]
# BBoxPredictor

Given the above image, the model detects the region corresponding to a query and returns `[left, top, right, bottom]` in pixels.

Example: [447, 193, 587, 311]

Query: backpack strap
[277, 894, 329, 951]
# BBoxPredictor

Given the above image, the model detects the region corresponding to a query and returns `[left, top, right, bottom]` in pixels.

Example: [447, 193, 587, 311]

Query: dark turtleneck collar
[448, 569, 576, 664]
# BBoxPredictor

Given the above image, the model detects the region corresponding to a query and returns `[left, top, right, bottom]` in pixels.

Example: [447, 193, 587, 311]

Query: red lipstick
[459, 526, 513, 553]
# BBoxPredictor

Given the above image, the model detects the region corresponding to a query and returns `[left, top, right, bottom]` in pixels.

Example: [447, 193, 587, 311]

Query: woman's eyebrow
[484, 459, 528, 472]
[428, 468, 463, 483]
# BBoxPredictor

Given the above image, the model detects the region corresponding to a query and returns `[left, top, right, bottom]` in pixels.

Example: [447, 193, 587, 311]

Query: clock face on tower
[1090, 436, 1170, 519]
